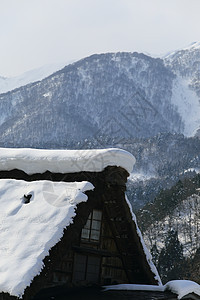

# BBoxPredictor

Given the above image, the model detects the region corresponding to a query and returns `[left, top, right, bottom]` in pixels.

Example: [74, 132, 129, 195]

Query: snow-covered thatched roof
[0, 147, 135, 174]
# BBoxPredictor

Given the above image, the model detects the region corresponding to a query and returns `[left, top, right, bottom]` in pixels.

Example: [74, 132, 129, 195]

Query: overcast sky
[1, 0, 200, 77]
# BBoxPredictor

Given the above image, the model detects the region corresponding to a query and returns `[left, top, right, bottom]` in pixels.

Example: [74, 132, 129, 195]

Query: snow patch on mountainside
[171, 77, 200, 136]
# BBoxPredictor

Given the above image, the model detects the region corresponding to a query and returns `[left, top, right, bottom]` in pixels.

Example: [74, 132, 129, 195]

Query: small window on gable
[81, 209, 102, 242]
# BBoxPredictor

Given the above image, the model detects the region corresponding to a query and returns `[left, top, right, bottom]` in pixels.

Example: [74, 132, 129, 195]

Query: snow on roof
[104, 280, 200, 299]
[0, 148, 135, 175]
[165, 280, 200, 299]
[125, 195, 162, 286]
[0, 179, 94, 297]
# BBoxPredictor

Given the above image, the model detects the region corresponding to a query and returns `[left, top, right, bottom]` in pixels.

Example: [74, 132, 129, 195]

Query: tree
[158, 229, 184, 283]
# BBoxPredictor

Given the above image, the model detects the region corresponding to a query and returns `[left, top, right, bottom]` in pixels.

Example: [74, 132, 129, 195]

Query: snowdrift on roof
[0, 179, 94, 297]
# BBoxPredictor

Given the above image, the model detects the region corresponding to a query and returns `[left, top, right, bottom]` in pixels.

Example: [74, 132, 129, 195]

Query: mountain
[0, 51, 199, 147]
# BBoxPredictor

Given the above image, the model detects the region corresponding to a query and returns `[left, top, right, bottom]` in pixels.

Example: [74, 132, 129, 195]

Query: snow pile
[165, 280, 200, 299]
[125, 195, 162, 285]
[0, 179, 94, 297]
[104, 280, 200, 299]
[0, 148, 135, 174]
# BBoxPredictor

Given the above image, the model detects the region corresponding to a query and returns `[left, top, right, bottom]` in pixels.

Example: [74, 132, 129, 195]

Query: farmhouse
[0, 148, 161, 299]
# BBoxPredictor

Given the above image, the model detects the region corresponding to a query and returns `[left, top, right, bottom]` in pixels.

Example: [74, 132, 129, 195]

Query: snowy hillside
[170, 77, 200, 136]
[143, 193, 200, 257]
[135, 173, 200, 283]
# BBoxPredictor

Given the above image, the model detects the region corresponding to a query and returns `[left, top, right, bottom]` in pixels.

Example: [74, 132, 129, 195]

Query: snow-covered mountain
[0, 50, 197, 148]
[0, 62, 67, 94]
[0, 43, 199, 147]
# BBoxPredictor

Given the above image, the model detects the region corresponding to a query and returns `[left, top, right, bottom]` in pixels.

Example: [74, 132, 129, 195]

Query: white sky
[1, 0, 200, 77]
